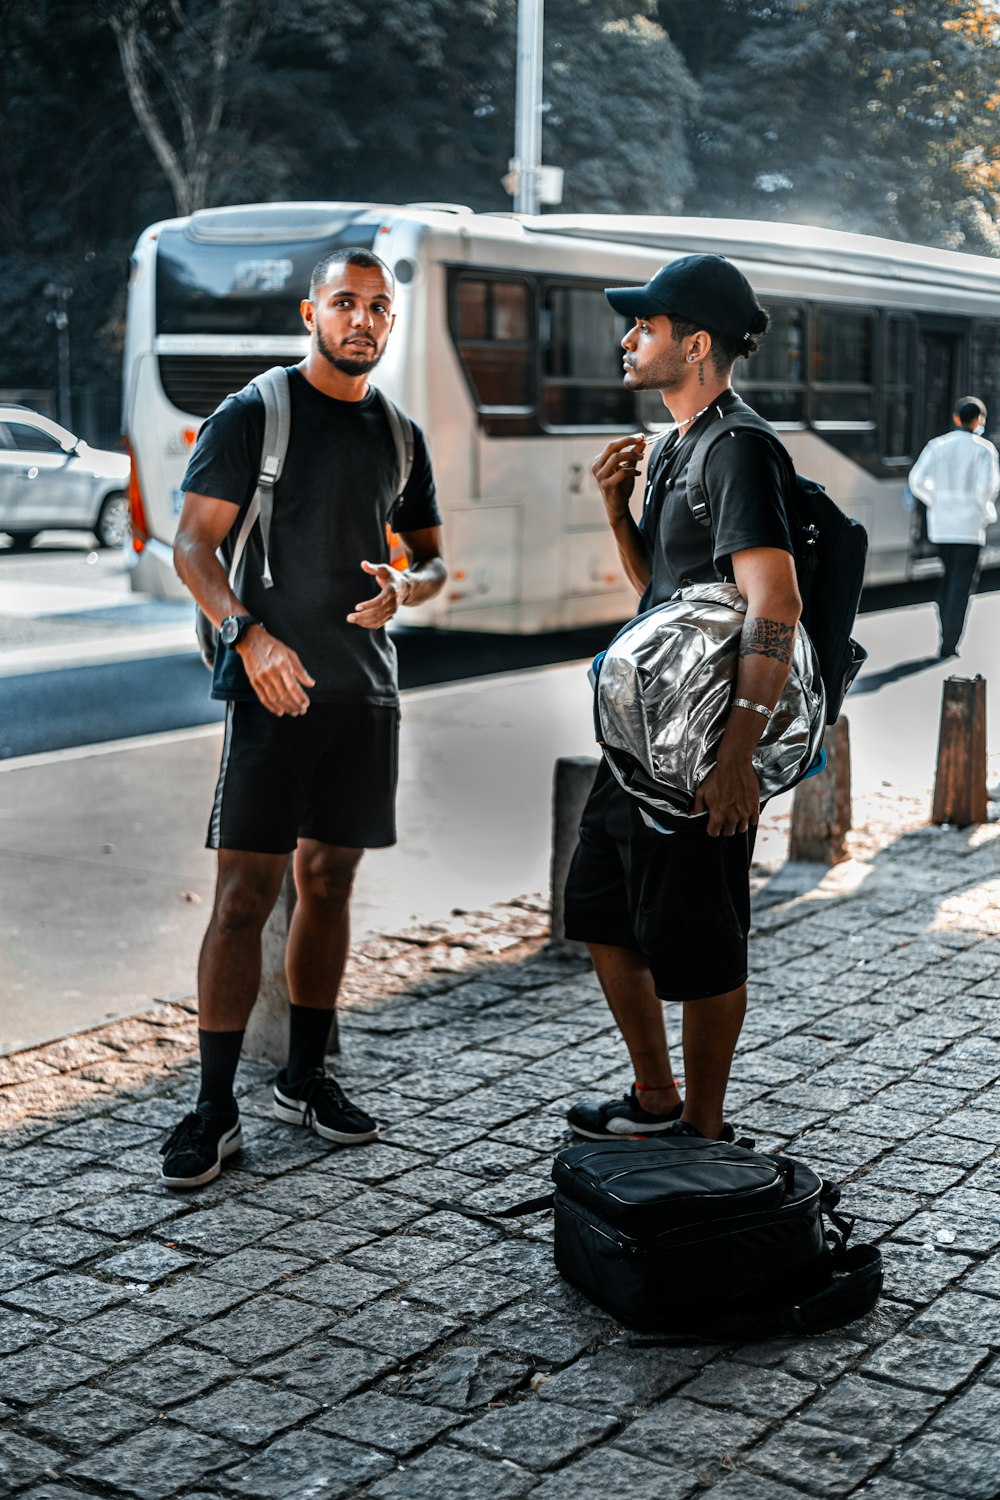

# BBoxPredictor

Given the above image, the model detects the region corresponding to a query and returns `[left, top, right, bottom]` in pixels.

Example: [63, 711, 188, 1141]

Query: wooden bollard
[931, 675, 987, 827]
[243, 862, 340, 1063]
[550, 756, 600, 946]
[788, 716, 852, 864]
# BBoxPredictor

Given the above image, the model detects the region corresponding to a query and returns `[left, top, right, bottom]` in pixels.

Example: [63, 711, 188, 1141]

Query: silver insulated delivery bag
[594, 581, 826, 826]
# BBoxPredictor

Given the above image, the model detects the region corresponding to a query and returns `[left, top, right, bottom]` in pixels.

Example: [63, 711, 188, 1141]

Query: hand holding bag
[593, 580, 826, 828]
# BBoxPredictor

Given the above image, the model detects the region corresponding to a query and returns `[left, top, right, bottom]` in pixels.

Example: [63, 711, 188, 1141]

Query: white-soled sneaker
[273, 1068, 379, 1144]
[566, 1085, 683, 1141]
[160, 1101, 242, 1188]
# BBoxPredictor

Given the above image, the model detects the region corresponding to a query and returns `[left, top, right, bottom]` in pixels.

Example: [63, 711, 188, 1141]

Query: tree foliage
[1, 0, 998, 417]
[661, 0, 1000, 253]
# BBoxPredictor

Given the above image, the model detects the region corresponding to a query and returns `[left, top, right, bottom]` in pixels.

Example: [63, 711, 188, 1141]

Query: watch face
[220, 617, 239, 646]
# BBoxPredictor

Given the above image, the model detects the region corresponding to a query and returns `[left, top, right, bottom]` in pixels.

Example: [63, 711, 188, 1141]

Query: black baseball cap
[605, 253, 764, 343]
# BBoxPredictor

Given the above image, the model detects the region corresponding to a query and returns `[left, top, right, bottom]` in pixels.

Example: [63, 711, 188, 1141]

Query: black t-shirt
[638, 391, 793, 613]
[181, 367, 441, 704]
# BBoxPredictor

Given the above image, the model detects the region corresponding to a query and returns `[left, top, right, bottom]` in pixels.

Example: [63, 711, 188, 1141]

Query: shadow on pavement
[849, 653, 941, 697]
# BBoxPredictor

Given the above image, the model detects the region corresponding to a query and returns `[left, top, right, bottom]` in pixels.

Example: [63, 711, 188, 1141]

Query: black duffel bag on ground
[439, 1134, 882, 1340]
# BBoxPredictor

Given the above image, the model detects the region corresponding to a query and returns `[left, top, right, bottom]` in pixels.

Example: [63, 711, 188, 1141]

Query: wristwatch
[219, 614, 259, 648]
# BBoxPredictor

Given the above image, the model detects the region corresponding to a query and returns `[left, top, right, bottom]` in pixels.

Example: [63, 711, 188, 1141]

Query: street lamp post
[44, 281, 73, 429]
[513, 0, 544, 215]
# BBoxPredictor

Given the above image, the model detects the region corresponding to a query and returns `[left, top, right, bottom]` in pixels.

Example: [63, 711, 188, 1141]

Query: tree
[661, 0, 1000, 254]
[109, 0, 260, 216]
[103, 0, 698, 219]
[105, 0, 366, 216]
[0, 0, 155, 403]
[544, 2, 698, 213]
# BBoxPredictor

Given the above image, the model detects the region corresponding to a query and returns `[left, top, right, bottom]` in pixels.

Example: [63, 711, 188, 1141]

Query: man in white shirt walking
[909, 396, 1000, 658]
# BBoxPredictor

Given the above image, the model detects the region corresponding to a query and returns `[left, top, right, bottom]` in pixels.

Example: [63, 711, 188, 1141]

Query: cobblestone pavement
[2, 818, 1000, 1500]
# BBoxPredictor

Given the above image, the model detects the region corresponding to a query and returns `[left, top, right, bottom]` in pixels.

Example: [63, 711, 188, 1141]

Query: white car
[0, 406, 131, 548]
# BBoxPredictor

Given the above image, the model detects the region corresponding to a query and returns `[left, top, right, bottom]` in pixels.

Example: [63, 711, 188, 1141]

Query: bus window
[449, 274, 535, 411]
[735, 301, 805, 422]
[812, 308, 874, 423]
[882, 313, 916, 460]
[543, 284, 635, 429]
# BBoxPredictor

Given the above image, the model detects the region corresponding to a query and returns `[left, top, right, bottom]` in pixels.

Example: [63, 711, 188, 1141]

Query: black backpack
[684, 401, 869, 724]
[440, 1134, 882, 1341]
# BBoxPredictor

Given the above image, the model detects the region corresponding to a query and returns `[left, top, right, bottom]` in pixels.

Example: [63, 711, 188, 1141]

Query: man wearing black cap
[563, 253, 801, 1144]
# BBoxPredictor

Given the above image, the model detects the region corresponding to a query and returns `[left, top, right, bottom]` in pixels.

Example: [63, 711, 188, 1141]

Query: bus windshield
[155, 211, 383, 336]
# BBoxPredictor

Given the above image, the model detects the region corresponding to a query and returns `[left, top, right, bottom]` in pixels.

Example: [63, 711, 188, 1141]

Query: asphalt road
[1, 537, 998, 763]
[0, 624, 628, 761]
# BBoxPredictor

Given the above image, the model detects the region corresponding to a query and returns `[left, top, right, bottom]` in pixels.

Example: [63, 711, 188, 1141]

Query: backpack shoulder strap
[374, 388, 415, 500]
[686, 406, 794, 532]
[248, 365, 291, 590]
[223, 366, 290, 594]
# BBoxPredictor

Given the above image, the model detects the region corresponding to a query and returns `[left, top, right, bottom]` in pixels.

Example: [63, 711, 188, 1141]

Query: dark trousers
[936, 542, 981, 655]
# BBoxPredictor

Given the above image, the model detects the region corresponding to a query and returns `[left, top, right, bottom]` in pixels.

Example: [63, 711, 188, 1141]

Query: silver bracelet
[733, 697, 772, 720]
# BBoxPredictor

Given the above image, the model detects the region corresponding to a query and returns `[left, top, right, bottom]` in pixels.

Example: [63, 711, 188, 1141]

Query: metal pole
[514, 0, 544, 215]
[57, 297, 71, 430]
[45, 282, 73, 429]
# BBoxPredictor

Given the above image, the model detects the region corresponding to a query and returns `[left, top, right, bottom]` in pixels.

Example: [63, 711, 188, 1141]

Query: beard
[623, 342, 687, 393]
[316, 322, 384, 376]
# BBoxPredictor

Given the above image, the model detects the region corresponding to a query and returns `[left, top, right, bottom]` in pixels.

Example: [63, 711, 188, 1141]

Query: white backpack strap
[250, 366, 291, 589]
[219, 366, 290, 596]
[374, 387, 415, 500]
[226, 492, 261, 592]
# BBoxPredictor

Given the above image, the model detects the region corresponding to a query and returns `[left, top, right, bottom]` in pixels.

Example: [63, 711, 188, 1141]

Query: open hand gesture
[347, 560, 412, 630]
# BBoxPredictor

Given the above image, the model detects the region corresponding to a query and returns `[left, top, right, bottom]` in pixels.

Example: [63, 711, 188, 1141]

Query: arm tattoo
[739, 616, 796, 664]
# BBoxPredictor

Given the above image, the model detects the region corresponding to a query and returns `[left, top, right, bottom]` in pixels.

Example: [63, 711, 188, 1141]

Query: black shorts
[563, 762, 755, 1003]
[207, 699, 399, 854]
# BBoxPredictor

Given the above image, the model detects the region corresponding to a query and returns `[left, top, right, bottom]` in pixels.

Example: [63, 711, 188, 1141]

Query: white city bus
[123, 202, 1000, 629]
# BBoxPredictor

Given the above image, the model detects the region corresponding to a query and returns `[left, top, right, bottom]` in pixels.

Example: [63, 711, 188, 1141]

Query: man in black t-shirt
[159, 248, 446, 1189]
[563, 253, 799, 1145]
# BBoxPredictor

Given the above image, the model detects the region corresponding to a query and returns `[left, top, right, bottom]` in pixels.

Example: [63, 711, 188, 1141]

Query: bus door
[912, 326, 964, 558]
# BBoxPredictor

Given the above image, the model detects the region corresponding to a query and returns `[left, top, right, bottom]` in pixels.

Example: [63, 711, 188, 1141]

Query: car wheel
[95, 491, 130, 548]
[5, 531, 38, 550]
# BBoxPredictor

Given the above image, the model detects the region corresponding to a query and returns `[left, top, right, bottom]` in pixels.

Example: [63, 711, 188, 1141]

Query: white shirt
[908, 428, 1000, 545]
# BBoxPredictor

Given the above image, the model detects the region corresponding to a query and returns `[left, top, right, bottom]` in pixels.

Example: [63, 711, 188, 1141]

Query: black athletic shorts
[207, 699, 400, 854]
[563, 762, 755, 1003]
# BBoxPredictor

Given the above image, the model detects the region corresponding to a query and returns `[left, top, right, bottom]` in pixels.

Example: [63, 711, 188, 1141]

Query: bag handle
[431, 1193, 554, 1222]
[778, 1243, 883, 1334]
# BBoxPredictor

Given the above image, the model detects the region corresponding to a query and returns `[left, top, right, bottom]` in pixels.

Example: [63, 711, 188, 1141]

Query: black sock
[286, 1006, 336, 1085]
[197, 1028, 244, 1111]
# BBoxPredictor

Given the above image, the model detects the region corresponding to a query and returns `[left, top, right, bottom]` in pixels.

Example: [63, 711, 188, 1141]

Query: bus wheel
[95, 492, 130, 548]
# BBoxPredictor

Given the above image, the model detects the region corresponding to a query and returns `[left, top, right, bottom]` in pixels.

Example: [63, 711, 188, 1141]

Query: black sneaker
[273, 1068, 379, 1144]
[566, 1085, 684, 1141]
[160, 1101, 242, 1189]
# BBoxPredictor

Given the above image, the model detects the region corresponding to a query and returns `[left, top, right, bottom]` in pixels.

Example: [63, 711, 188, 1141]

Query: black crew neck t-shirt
[637, 391, 793, 613]
[180, 367, 441, 705]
